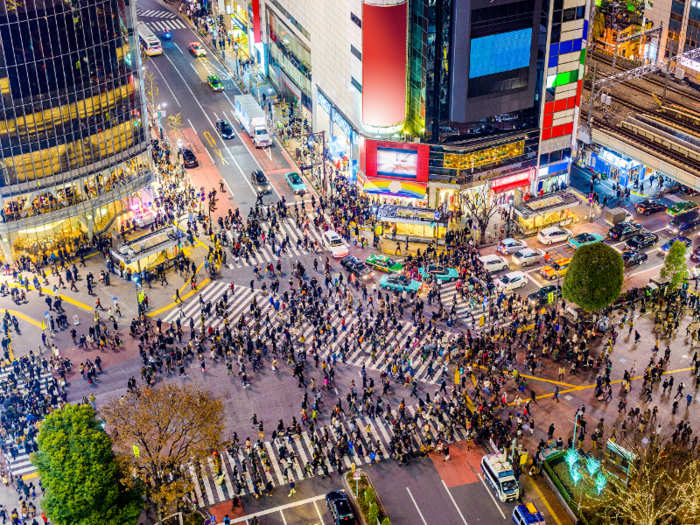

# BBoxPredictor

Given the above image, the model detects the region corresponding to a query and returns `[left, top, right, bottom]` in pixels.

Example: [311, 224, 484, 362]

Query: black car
[340, 256, 373, 279]
[181, 148, 198, 168]
[625, 232, 659, 250]
[679, 185, 700, 196]
[607, 222, 643, 241]
[527, 284, 561, 305]
[215, 119, 235, 139]
[326, 491, 357, 525]
[251, 170, 272, 194]
[622, 249, 648, 267]
[634, 199, 666, 215]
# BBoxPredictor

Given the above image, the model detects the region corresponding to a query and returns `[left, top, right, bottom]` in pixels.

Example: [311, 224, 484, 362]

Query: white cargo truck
[234, 94, 271, 148]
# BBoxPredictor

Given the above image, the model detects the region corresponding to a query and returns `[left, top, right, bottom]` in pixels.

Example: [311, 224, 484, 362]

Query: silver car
[251, 170, 272, 194]
[512, 248, 545, 267]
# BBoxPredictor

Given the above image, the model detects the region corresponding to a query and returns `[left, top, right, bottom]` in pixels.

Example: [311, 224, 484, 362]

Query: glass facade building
[0, 0, 152, 263]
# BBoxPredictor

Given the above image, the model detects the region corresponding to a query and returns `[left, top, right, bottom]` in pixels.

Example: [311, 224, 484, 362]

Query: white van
[479, 254, 508, 273]
[481, 453, 520, 502]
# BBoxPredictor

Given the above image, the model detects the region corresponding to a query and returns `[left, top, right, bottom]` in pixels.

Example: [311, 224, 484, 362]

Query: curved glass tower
[0, 0, 152, 263]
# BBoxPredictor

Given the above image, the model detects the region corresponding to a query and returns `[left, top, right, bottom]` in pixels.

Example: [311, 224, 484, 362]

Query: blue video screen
[469, 28, 533, 79]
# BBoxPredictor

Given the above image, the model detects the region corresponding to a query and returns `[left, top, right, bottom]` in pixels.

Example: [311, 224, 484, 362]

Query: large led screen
[364, 140, 429, 182]
[469, 28, 533, 79]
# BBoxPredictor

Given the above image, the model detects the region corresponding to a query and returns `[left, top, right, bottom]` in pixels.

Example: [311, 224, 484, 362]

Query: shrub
[364, 487, 376, 507]
[368, 503, 379, 525]
[381, 519, 391, 525]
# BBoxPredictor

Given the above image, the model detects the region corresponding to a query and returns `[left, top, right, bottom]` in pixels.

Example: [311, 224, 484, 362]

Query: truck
[234, 94, 271, 148]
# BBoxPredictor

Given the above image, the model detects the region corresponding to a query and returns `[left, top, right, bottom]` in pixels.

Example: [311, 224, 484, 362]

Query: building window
[351, 12, 362, 28]
[351, 45, 362, 61]
[351, 77, 362, 93]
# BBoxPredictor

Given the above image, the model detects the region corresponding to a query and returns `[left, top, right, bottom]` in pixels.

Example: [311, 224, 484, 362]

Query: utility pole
[588, 62, 598, 128]
[662, 60, 671, 107]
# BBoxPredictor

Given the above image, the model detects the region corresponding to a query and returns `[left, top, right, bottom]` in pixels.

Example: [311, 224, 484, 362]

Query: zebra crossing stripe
[137, 9, 177, 18]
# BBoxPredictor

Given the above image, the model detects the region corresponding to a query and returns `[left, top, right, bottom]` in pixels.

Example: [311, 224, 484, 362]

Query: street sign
[434, 211, 440, 220]
[133, 445, 140, 458]
[353, 471, 361, 480]
[548, 292, 555, 304]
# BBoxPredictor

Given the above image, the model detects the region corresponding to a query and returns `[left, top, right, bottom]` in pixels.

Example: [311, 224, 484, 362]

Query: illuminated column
[361, 0, 408, 129]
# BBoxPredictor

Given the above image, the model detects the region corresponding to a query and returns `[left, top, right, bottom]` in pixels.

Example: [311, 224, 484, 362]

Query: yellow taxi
[540, 257, 571, 281]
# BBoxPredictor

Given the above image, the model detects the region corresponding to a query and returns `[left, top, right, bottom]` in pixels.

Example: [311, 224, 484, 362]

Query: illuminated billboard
[469, 28, 533, 79]
[365, 140, 429, 182]
[362, 2, 408, 127]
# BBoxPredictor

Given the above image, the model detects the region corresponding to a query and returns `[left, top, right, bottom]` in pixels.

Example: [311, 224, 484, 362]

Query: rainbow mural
[362, 178, 427, 199]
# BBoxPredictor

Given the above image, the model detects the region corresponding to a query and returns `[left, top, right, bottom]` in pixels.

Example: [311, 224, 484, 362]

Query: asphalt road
[138, 0, 302, 215]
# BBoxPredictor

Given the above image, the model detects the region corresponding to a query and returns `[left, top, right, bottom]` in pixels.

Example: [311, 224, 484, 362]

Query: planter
[342, 469, 391, 525]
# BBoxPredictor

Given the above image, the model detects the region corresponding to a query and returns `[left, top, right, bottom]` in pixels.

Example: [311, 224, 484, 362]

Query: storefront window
[443, 141, 525, 170]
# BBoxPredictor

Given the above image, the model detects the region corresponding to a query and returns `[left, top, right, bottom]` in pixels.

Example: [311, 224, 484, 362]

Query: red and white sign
[490, 170, 534, 194]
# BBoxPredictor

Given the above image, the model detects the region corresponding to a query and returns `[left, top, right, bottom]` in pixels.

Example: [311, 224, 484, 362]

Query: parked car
[326, 491, 358, 525]
[497, 238, 527, 254]
[495, 271, 528, 292]
[379, 274, 421, 293]
[567, 232, 604, 250]
[365, 254, 403, 273]
[322, 231, 349, 258]
[660, 236, 693, 255]
[634, 199, 666, 215]
[418, 265, 459, 282]
[180, 148, 198, 168]
[536, 226, 573, 245]
[251, 170, 271, 194]
[512, 248, 545, 267]
[607, 222, 643, 241]
[625, 232, 659, 250]
[622, 250, 648, 267]
[528, 284, 561, 304]
[340, 256, 373, 279]
[541, 257, 571, 280]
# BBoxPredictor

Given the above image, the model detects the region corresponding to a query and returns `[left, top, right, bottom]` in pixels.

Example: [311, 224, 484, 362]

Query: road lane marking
[162, 52, 261, 198]
[442, 480, 469, 525]
[263, 146, 272, 160]
[528, 477, 563, 525]
[174, 42, 183, 53]
[230, 494, 326, 523]
[477, 474, 507, 519]
[313, 500, 326, 525]
[214, 149, 229, 164]
[205, 148, 215, 162]
[280, 510, 288, 525]
[406, 487, 428, 525]
[203, 131, 216, 147]
[146, 58, 181, 107]
[187, 119, 196, 134]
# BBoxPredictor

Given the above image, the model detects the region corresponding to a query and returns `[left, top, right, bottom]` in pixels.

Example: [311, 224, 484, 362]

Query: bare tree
[456, 182, 501, 244]
[143, 69, 159, 115]
[166, 112, 184, 143]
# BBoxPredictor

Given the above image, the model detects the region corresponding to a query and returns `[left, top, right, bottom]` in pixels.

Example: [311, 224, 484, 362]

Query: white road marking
[313, 500, 326, 525]
[406, 487, 429, 525]
[442, 480, 469, 525]
[477, 474, 507, 520]
[187, 119, 196, 133]
[174, 42, 183, 54]
[230, 494, 326, 523]
[205, 148, 215, 163]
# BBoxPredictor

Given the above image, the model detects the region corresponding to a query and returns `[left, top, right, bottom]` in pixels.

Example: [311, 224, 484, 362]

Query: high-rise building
[251, 0, 589, 223]
[0, 0, 152, 263]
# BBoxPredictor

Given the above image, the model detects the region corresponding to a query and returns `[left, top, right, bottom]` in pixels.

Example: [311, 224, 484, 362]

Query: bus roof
[137, 22, 160, 42]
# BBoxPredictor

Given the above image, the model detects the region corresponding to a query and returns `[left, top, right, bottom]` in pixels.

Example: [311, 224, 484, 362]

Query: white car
[479, 254, 509, 273]
[537, 226, 573, 245]
[512, 248, 545, 267]
[497, 238, 527, 254]
[322, 231, 349, 258]
[496, 271, 528, 292]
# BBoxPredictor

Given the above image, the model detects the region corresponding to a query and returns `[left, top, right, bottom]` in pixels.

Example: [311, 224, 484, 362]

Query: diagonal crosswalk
[186, 407, 472, 508]
[136, 8, 178, 19]
[225, 217, 328, 269]
[144, 19, 187, 31]
[161, 282, 453, 385]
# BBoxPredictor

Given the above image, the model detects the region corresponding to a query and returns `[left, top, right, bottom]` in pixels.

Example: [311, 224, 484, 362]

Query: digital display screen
[376, 147, 419, 178]
[469, 28, 533, 79]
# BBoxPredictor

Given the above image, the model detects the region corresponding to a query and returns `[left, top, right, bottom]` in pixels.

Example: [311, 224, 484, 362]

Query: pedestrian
[288, 480, 296, 497]
[553, 387, 560, 403]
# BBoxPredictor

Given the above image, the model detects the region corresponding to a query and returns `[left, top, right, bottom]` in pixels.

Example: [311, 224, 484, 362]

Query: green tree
[368, 503, 379, 524]
[31, 404, 143, 525]
[660, 240, 689, 290]
[562, 242, 624, 312]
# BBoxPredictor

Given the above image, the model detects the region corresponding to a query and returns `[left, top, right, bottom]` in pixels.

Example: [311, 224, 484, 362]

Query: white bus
[137, 22, 162, 56]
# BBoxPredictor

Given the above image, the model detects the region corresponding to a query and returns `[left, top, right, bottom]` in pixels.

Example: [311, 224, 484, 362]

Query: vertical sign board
[251, 0, 261, 44]
[361, 2, 408, 126]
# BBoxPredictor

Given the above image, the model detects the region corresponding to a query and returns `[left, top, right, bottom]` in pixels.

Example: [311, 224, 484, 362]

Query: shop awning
[490, 170, 534, 194]
[363, 178, 427, 199]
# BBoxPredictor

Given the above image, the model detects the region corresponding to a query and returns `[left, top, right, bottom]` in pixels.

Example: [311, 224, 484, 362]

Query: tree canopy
[562, 242, 624, 312]
[101, 384, 224, 521]
[31, 404, 143, 525]
[660, 240, 689, 290]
